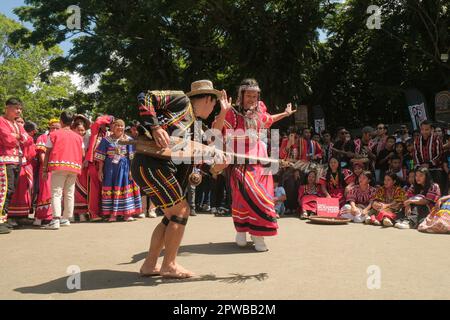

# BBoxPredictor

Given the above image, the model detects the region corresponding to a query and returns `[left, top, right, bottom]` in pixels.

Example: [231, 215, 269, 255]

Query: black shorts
[131, 154, 192, 209]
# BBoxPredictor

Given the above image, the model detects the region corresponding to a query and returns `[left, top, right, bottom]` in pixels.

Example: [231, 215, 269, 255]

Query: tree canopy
[4, 0, 450, 132]
[0, 13, 76, 129]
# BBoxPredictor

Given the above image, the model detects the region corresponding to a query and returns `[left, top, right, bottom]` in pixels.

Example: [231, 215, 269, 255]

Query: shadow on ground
[120, 242, 259, 265]
[14, 271, 268, 295]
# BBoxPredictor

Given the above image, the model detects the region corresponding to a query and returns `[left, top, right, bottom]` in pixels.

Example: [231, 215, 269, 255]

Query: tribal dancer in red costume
[85, 115, 114, 221]
[213, 79, 296, 251]
[33, 119, 61, 225]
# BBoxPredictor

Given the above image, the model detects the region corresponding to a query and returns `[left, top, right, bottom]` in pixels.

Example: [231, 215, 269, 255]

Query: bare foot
[160, 264, 195, 279]
[139, 263, 161, 277]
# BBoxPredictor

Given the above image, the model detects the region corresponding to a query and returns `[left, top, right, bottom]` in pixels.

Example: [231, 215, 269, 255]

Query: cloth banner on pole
[405, 88, 428, 130]
[408, 103, 427, 131]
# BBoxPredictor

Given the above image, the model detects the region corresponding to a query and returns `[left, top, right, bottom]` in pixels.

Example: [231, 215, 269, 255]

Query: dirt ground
[1, 214, 449, 300]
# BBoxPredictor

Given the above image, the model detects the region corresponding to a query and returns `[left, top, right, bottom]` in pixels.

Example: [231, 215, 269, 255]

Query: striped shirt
[413, 134, 443, 168]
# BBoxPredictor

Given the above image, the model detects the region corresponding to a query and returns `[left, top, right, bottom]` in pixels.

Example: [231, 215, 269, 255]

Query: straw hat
[73, 114, 91, 130]
[186, 80, 222, 99]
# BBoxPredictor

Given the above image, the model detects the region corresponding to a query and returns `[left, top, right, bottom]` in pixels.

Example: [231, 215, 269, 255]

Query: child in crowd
[274, 176, 287, 218]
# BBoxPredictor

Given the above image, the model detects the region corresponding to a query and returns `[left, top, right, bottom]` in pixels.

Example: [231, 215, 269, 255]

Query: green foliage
[5, 0, 450, 132]
[312, 0, 449, 130]
[0, 13, 76, 129]
[10, 0, 326, 123]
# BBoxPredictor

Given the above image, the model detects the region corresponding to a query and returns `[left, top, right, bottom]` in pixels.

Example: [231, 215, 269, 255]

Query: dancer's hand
[219, 90, 232, 114]
[98, 171, 104, 182]
[284, 103, 296, 117]
[211, 152, 230, 173]
[152, 126, 170, 149]
[435, 199, 442, 209]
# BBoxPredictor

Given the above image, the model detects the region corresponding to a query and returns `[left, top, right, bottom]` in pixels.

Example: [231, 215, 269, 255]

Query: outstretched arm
[272, 103, 296, 123]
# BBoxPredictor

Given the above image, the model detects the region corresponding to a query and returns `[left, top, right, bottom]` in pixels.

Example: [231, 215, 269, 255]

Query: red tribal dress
[298, 183, 324, 214]
[319, 169, 354, 207]
[369, 186, 406, 223]
[8, 135, 36, 218]
[222, 101, 278, 237]
[34, 134, 53, 221]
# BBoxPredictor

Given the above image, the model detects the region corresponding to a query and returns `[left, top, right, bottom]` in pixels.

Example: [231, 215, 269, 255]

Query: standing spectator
[333, 128, 357, 169]
[298, 128, 322, 162]
[372, 123, 389, 156]
[33, 119, 61, 226]
[413, 120, 445, 193]
[72, 115, 91, 222]
[42, 111, 84, 230]
[353, 126, 376, 170]
[395, 167, 441, 230]
[312, 132, 321, 144]
[7, 119, 37, 226]
[320, 130, 334, 165]
[85, 115, 114, 221]
[403, 139, 415, 173]
[195, 170, 211, 212]
[396, 125, 411, 143]
[0, 98, 31, 234]
[375, 135, 396, 184]
[210, 172, 227, 216]
[388, 155, 408, 186]
[95, 119, 142, 222]
[434, 127, 443, 140]
[394, 142, 406, 164]
[279, 127, 299, 161]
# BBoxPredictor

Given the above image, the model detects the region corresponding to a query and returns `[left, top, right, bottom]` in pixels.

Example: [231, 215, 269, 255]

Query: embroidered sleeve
[138, 91, 189, 129]
[343, 169, 355, 185]
[346, 186, 357, 203]
[94, 138, 107, 162]
[425, 183, 441, 203]
[374, 187, 385, 202]
[394, 187, 407, 203]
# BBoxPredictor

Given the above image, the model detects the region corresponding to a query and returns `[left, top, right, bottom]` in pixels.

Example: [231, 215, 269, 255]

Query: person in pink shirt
[0, 98, 31, 234]
[41, 111, 84, 230]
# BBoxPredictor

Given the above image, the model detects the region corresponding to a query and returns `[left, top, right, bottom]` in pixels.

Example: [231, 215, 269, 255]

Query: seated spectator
[320, 157, 355, 207]
[351, 162, 364, 186]
[274, 176, 287, 218]
[340, 171, 377, 223]
[418, 194, 450, 234]
[395, 167, 441, 230]
[298, 170, 324, 219]
[366, 173, 406, 227]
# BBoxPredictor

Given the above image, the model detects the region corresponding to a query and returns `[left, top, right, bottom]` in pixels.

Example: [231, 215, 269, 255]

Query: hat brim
[186, 89, 222, 99]
[73, 115, 91, 130]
